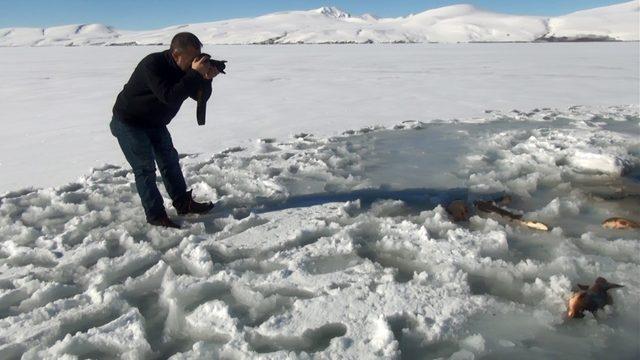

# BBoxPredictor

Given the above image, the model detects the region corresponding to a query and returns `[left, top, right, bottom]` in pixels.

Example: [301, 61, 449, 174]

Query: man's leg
[149, 126, 214, 215]
[110, 118, 167, 220]
[148, 126, 188, 203]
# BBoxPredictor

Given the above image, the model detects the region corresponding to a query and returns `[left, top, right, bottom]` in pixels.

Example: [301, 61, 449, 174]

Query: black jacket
[113, 49, 212, 127]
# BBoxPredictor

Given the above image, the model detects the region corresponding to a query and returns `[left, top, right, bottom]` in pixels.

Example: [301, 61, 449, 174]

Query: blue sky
[0, 1, 628, 30]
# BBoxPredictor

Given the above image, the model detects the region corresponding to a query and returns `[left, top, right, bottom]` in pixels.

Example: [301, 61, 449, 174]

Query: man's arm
[144, 60, 202, 106]
[189, 78, 212, 102]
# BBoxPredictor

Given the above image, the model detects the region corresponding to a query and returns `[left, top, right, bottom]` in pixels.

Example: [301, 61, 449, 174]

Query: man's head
[170, 32, 202, 72]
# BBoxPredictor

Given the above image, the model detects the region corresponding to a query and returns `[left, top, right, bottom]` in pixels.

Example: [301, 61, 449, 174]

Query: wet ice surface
[0, 106, 639, 359]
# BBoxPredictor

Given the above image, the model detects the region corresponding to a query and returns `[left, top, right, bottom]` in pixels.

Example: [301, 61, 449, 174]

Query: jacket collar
[164, 49, 183, 72]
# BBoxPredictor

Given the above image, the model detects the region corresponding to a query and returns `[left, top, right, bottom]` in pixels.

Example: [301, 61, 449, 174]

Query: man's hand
[191, 55, 211, 77]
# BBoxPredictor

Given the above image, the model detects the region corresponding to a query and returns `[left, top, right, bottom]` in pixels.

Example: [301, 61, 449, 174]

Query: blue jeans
[110, 117, 187, 220]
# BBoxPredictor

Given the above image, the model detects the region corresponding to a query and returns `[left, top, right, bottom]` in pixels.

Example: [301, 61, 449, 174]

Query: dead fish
[446, 200, 470, 222]
[602, 217, 640, 230]
[475, 200, 522, 220]
[474, 200, 550, 231]
[567, 277, 624, 319]
[446, 195, 510, 222]
[518, 220, 549, 231]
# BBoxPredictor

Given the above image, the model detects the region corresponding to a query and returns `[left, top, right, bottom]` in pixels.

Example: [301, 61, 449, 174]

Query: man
[110, 32, 218, 228]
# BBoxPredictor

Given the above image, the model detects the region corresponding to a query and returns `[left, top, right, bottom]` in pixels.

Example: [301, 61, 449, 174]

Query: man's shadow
[253, 187, 474, 213]
[191, 187, 505, 228]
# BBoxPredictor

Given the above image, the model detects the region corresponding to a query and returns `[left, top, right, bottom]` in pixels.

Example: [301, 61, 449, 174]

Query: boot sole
[176, 203, 217, 216]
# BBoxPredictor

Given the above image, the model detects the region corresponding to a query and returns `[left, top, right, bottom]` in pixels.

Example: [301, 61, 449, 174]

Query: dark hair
[170, 32, 202, 52]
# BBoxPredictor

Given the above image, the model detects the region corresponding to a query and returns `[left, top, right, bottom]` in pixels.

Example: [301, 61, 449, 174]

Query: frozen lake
[0, 43, 638, 359]
[0, 42, 638, 192]
[1, 107, 638, 358]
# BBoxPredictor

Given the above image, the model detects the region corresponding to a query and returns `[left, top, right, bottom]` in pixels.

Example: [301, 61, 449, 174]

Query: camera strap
[196, 87, 206, 126]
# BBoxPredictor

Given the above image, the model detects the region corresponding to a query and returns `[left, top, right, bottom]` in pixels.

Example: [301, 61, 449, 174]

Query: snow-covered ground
[1, 105, 639, 359]
[0, 42, 639, 359]
[0, 42, 638, 192]
[0, 1, 638, 45]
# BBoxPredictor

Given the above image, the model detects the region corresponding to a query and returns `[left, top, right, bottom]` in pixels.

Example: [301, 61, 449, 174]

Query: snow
[41, 309, 152, 359]
[0, 2, 638, 45]
[548, 1, 640, 41]
[0, 42, 638, 192]
[0, 35, 639, 359]
[398, 4, 548, 43]
[1, 101, 639, 358]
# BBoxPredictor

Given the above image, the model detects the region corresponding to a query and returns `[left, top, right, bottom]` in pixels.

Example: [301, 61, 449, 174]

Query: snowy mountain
[0, 1, 638, 46]
[546, 1, 640, 41]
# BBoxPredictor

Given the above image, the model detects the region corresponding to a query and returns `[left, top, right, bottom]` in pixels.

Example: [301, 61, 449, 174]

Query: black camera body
[208, 59, 227, 74]
[195, 53, 227, 74]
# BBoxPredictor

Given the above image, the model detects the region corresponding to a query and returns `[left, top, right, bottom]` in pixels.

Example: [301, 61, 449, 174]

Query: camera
[194, 53, 227, 126]
[195, 53, 227, 74]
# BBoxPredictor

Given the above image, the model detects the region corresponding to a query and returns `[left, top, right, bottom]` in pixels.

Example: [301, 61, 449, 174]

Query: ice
[568, 151, 628, 175]
[185, 300, 237, 341]
[0, 43, 638, 192]
[35, 308, 152, 359]
[459, 333, 485, 355]
[1, 105, 638, 358]
[0, 31, 639, 359]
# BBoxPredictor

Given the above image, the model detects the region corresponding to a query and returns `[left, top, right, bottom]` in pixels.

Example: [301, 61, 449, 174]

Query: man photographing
[110, 32, 219, 228]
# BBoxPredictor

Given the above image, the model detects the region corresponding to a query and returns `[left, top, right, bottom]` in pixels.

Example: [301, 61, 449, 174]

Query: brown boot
[173, 190, 215, 215]
[148, 214, 181, 229]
